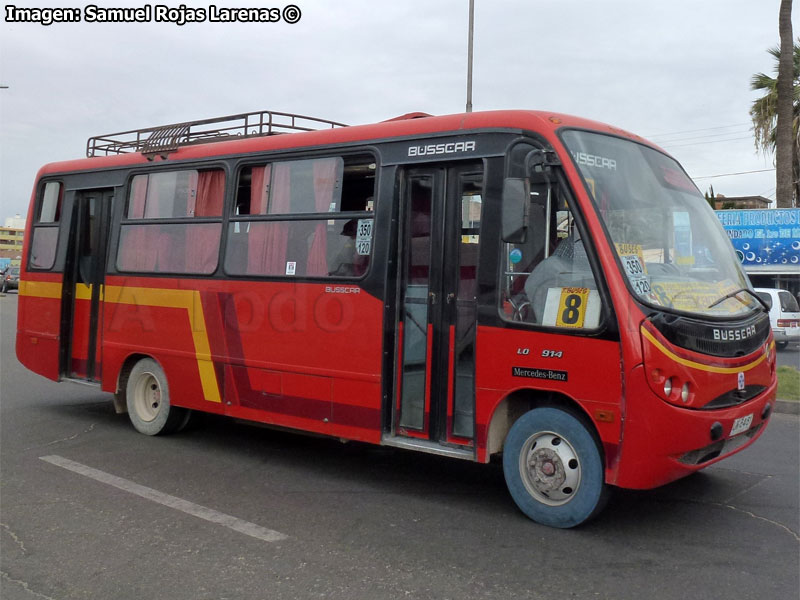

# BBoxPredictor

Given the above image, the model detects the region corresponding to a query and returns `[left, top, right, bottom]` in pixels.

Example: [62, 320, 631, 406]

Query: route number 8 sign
[542, 287, 601, 329]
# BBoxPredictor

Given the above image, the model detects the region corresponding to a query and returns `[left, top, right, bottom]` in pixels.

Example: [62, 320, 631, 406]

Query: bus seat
[523, 236, 595, 323]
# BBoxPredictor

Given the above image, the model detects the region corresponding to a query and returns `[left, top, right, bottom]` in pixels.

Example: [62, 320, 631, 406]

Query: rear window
[777, 291, 799, 312]
[756, 292, 772, 309]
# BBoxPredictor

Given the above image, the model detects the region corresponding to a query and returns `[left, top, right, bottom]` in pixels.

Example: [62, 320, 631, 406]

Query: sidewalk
[775, 399, 799, 415]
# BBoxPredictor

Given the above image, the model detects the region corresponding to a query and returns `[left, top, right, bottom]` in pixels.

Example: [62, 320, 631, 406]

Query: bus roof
[35, 109, 652, 178]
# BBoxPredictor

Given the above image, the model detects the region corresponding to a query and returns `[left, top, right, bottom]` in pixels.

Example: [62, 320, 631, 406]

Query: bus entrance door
[393, 165, 483, 453]
[60, 189, 113, 382]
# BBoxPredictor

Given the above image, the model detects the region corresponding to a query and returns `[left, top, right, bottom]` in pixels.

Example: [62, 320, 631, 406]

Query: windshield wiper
[708, 288, 769, 312]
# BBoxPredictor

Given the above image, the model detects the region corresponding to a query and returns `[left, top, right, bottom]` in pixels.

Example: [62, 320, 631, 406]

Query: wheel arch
[486, 389, 603, 462]
[112, 352, 156, 415]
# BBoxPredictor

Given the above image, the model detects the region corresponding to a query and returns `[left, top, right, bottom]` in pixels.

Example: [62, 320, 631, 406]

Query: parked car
[754, 287, 800, 349]
[1, 267, 19, 293]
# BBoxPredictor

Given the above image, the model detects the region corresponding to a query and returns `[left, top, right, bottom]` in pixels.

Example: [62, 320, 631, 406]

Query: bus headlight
[663, 378, 673, 397]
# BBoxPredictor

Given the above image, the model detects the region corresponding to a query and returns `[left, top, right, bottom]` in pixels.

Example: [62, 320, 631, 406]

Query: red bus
[16, 109, 777, 527]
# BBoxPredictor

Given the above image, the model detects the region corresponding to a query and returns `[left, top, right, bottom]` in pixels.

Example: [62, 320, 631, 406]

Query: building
[0, 214, 25, 269]
[4, 214, 26, 229]
[713, 194, 772, 210]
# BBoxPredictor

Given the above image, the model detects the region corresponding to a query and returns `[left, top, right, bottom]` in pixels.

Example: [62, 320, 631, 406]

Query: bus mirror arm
[501, 177, 530, 243]
[525, 149, 561, 179]
[502, 149, 562, 243]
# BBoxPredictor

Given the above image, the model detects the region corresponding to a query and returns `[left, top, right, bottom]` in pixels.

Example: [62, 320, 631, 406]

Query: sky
[1, 0, 797, 220]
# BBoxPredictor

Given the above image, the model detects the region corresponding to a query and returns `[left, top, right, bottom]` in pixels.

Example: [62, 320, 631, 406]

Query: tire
[776, 341, 788, 350]
[125, 358, 190, 436]
[502, 407, 609, 528]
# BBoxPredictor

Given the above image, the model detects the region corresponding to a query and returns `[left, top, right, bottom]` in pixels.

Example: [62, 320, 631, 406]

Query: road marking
[39, 455, 287, 543]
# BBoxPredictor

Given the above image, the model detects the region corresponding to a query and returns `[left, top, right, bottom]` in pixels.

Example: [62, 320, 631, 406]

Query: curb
[775, 400, 799, 415]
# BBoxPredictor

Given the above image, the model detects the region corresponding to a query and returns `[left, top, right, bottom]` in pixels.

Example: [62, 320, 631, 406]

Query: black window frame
[115, 165, 227, 276]
[27, 179, 64, 272]
[223, 151, 379, 281]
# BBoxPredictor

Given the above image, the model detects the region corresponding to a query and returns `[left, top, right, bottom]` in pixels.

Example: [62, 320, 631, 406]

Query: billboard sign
[715, 209, 800, 267]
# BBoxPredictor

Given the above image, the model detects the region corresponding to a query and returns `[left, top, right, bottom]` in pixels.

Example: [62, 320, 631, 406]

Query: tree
[750, 2, 798, 208]
[776, 0, 795, 207]
[704, 184, 716, 209]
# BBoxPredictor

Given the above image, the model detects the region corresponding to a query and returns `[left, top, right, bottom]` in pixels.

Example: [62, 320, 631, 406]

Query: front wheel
[502, 407, 609, 528]
[125, 358, 190, 436]
[776, 341, 789, 350]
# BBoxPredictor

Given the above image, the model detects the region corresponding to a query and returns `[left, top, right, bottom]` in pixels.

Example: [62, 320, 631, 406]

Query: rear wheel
[502, 407, 609, 528]
[776, 341, 788, 350]
[125, 358, 190, 435]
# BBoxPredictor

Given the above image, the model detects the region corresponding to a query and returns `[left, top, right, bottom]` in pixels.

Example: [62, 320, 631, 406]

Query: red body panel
[16, 272, 63, 381]
[616, 363, 775, 489]
[474, 326, 624, 472]
[97, 276, 384, 442]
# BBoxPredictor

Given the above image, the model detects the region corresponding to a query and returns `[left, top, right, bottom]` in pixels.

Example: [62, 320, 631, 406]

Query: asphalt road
[1, 293, 798, 600]
[776, 341, 799, 370]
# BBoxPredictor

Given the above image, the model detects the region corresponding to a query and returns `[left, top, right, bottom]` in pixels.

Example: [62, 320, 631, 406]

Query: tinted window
[117, 169, 225, 274]
[29, 228, 59, 269]
[226, 155, 375, 279]
[127, 170, 224, 219]
[29, 181, 62, 270]
[756, 292, 773, 309]
[38, 181, 62, 222]
[778, 291, 799, 312]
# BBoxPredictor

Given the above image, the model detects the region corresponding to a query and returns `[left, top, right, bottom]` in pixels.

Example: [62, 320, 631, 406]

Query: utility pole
[466, 0, 474, 113]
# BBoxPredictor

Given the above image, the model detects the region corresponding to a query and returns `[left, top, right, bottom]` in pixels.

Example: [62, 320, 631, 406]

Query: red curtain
[307, 158, 339, 276]
[185, 170, 225, 273]
[248, 163, 289, 274]
[193, 170, 223, 216]
[118, 176, 158, 271]
[128, 175, 148, 218]
[249, 165, 271, 215]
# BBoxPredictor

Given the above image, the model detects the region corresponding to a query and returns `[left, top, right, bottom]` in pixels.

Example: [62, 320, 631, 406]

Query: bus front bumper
[613, 365, 776, 490]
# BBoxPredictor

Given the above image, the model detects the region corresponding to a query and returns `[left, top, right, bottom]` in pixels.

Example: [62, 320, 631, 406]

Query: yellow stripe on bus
[641, 327, 767, 375]
[104, 286, 221, 404]
[21, 281, 221, 404]
[75, 283, 93, 300]
[19, 280, 62, 299]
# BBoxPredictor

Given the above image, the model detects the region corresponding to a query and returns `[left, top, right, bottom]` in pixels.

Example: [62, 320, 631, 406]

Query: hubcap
[133, 372, 161, 422]
[519, 431, 581, 506]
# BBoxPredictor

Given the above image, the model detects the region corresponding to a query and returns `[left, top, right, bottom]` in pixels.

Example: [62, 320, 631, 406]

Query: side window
[778, 290, 799, 312]
[225, 154, 376, 278]
[29, 181, 63, 270]
[117, 168, 225, 274]
[501, 178, 603, 330]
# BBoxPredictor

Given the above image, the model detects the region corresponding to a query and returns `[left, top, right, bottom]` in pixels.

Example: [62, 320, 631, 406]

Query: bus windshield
[561, 130, 759, 319]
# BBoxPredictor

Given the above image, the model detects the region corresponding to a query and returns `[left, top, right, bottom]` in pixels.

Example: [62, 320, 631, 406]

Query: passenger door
[393, 164, 483, 446]
[60, 189, 113, 381]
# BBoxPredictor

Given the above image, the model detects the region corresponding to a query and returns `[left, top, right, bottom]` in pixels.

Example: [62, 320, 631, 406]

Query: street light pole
[466, 0, 474, 113]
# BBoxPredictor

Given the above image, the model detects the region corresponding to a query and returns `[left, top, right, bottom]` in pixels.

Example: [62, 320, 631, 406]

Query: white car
[754, 287, 800, 349]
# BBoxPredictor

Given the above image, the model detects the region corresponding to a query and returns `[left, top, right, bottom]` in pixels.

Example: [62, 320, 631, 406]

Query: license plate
[730, 414, 753, 436]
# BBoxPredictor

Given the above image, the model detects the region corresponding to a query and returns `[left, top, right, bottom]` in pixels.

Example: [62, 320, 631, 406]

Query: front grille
[649, 311, 770, 358]
[703, 385, 766, 410]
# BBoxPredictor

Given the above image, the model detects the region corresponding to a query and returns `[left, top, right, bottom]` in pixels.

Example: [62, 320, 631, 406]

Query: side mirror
[502, 178, 530, 243]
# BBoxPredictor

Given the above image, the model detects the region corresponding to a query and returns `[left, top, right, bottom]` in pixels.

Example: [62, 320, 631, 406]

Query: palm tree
[750, 32, 799, 207]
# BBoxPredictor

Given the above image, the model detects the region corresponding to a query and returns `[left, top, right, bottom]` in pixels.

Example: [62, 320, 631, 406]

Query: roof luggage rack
[86, 109, 348, 158]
